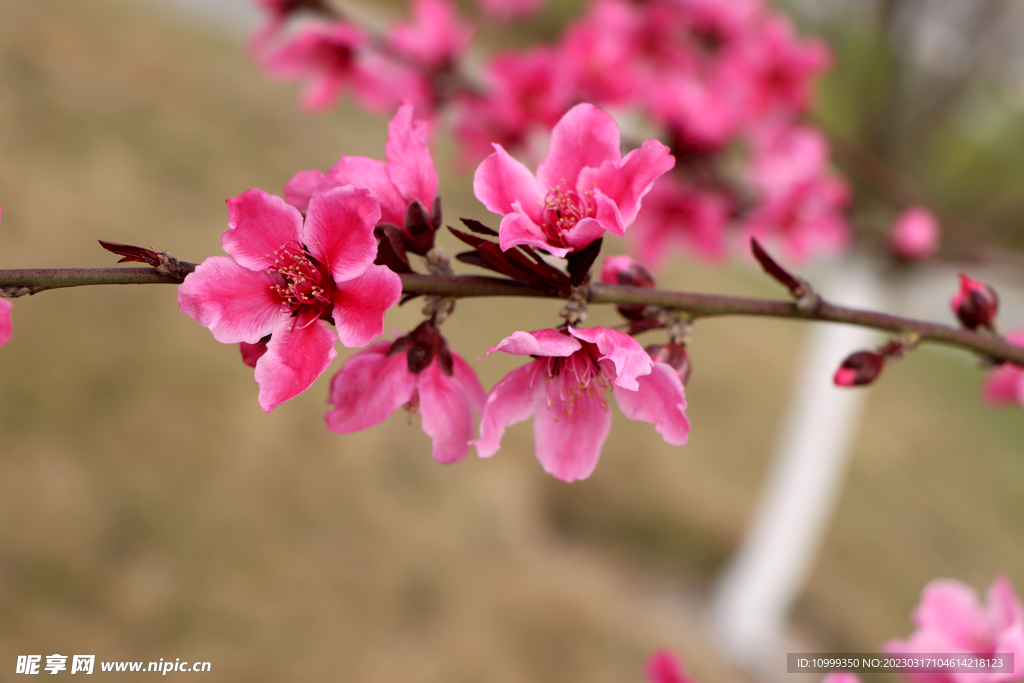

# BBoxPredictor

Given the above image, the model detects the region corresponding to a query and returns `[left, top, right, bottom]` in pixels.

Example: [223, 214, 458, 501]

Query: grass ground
[0, 1, 1021, 681]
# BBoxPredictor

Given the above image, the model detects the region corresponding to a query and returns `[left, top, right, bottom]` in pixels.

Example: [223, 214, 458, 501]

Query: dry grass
[0, 1, 1021, 681]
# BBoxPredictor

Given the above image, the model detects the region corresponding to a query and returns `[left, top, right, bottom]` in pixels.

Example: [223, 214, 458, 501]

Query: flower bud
[889, 206, 940, 261]
[600, 256, 656, 321]
[833, 351, 884, 387]
[950, 273, 998, 330]
[646, 342, 691, 385]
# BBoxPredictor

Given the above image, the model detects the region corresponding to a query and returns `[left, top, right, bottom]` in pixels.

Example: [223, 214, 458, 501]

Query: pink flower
[740, 15, 831, 115]
[678, 0, 763, 50]
[317, 104, 439, 238]
[884, 576, 1024, 683]
[386, 0, 472, 70]
[630, 175, 731, 267]
[652, 78, 748, 152]
[821, 674, 861, 683]
[890, 206, 941, 260]
[250, 0, 333, 51]
[454, 47, 572, 165]
[560, 0, 644, 106]
[476, 326, 689, 482]
[0, 206, 9, 347]
[178, 186, 402, 412]
[325, 322, 486, 464]
[743, 125, 850, 262]
[982, 330, 1024, 408]
[257, 20, 368, 112]
[474, 103, 676, 258]
[346, 53, 432, 115]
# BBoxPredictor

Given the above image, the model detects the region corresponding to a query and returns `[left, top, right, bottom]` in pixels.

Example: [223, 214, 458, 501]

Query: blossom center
[268, 244, 333, 317]
[540, 182, 596, 247]
[544, 344, 610, 419]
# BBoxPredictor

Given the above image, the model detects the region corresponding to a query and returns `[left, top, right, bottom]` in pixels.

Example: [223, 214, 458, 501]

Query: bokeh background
[0, 0, 1021, 681]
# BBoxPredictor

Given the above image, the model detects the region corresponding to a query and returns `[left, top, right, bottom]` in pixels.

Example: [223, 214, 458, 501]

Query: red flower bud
[833, 351, 884, 387]
[950, 273, 998, 330]
[600, 256, 656, 321]
[647, 342, 691, 385]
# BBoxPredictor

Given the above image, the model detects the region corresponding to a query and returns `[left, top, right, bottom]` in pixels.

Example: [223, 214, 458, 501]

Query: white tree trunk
[710, 259, 885, 672]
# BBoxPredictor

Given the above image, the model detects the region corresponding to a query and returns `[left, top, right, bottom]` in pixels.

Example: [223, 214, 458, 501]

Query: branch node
[0, 285, 32, 299]
[560, 285, 590, 327]
[155, 252, 194, 280]
[656, 309, 693, 345]
[422, 248, 456, 325]
[794, 277, 821, 315]
[751, 237, 821, 314]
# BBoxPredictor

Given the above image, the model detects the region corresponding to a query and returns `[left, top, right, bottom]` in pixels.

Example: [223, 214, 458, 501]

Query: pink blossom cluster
[250, 0, 472, 114]
[179, 103, 688, 481]
[885, 576, 1024, 683]
[647, 576, 1022, 683]
[249, 0, 854, 268]
[454, 0, 847, 266]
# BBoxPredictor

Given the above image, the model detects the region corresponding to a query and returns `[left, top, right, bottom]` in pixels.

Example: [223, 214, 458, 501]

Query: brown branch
[0, 266, 1021, 366]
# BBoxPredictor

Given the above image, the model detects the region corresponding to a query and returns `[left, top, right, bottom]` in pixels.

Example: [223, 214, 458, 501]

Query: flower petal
[320, 156, 407, 226]
[303, 185, 381, 282]
[987, 576, 1024, 634]
[482, 328, 581, 358]
[534, 376, 613, 481]
[561, 216, 610, 252]
[254, 317, 338, 412]
[579, 138, 676, 226]
[475, 361, 542, 458]
[385, 103, 439, 209]
[913, 579, 989, 649]
[222, 188, 304, 271]
[0, 298, 11, 347]
[496, 206, 571, 257]
[474, 144, 544, 220]
[536, 103, 621, 191]
[590, 188, 626, 237]
[325, 341, 417, 433]
[612, 362, 689, 445]
[450, 350, 487, 411]
[331, 264, 403, 348]
[283, 169, 324, 212]
[982, 365, 1023, 406]
[568, 326, 652, 389]
[178, 256, 284, 344]
[419, 361, 477, 464]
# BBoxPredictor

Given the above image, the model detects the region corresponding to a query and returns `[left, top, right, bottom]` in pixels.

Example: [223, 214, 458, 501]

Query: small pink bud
[647, 342, 691, 385]
[601, 256, 656, 321]
[600, 255, 655, 288]
[889, 206, 940, 260]
[834, 351, 884, 387]
[950, 273, 998, 330]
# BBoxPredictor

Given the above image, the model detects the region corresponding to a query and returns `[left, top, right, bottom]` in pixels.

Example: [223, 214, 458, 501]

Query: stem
[1, 267, 1022, 366]
[0, 268, 187, 294]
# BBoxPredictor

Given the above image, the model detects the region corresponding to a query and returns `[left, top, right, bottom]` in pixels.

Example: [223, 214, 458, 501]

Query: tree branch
[1, 267, 1021, 366]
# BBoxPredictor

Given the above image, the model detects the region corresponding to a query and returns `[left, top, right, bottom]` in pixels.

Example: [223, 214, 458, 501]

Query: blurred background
[0, 0, 1021, 681]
